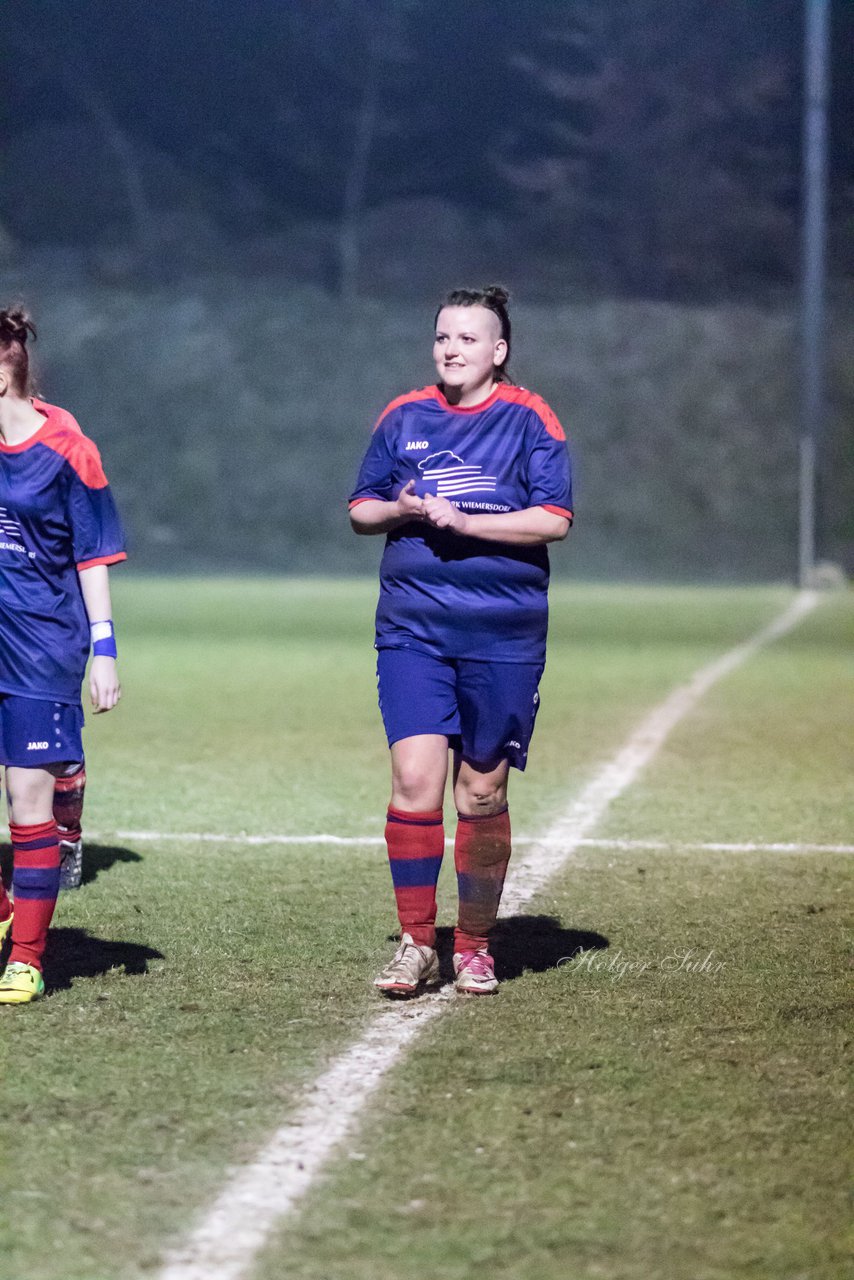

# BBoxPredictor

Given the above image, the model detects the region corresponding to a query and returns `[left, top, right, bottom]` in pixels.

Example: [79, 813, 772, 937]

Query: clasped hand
[397, 479, 468, 534]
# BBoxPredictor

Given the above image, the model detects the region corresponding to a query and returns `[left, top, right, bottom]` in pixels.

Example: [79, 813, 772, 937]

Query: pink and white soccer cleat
[453, 948, 498, 995]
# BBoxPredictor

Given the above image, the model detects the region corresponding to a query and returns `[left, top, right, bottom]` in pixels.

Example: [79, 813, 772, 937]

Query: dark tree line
[2, 0, 851, 299]
[500, 0, 799, 295]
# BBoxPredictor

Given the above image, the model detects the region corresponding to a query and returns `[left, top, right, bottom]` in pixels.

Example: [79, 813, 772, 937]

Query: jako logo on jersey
[418, 450, 497, 496]
[504, 739, 522, 750]
[27, 741, 49, 750]
[405, 441, 429, 450]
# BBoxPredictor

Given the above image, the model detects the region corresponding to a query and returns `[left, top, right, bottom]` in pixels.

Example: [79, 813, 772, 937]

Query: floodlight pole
[798, 0, 830, 588]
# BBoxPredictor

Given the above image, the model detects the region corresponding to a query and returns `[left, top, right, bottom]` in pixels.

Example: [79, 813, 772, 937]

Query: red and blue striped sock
[53, 763, 86, 843]
[454, 807, 511, 954]
[9, 819, 61, 972]
[385, 806, 444, 948]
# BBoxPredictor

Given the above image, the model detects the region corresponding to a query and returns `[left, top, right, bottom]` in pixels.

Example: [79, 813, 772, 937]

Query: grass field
[0, 578, 851, 1280]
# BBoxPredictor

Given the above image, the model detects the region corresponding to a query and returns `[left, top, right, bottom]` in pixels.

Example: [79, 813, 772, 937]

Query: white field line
[578, 838, 854, 855]
[93, 830, 854, 856]
[157, 590, 819, 1280]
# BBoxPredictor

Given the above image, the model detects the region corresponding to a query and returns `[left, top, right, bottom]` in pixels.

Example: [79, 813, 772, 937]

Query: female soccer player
[349, 285, 572, 996]
[0, 307, 126, 1003]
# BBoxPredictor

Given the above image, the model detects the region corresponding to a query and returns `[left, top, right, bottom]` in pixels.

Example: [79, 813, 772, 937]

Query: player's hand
[90, 655, 122, 714]
[395, 479, 426, 521]
[422, 493, 468, 534]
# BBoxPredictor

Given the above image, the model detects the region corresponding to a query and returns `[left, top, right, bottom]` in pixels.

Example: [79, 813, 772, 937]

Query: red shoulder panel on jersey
[497, 385, 566, 441]
[32, 398, 83, 434]
[42, 428, 109, 488]
[373, 386, 438, 432]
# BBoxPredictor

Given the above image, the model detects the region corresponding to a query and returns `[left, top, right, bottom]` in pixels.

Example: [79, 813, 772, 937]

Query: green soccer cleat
[0, 962, 45, 1004]
[0, 911, 12, 948]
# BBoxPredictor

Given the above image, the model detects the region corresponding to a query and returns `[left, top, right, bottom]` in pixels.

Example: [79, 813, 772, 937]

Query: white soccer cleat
[373, 932, 440, 997]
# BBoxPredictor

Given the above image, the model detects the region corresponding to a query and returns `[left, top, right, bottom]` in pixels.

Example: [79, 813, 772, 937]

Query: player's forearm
[78, 563, 114, 623]
[349, 499, 416, 535]
[456, 506, 570, 545]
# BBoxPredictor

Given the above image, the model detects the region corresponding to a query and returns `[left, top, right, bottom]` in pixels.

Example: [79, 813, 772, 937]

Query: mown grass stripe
[157, 590, 819, 1280]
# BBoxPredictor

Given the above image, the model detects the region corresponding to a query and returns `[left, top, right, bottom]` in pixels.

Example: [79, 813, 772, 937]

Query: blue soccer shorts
[0, 694, 84, 768]
[376, 648, 544, 772]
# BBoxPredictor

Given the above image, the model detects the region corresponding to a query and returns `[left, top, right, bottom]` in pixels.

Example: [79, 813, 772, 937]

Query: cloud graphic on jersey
[418, 450, 464, 471]
[417, 450, 497, 497]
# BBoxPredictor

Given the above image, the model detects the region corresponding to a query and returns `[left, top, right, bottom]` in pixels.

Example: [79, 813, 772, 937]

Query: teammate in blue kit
[349, 285, 572, 996]
[0, 307, 126, 1003]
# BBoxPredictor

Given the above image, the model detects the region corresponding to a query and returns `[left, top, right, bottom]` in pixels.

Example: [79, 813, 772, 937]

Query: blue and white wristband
[91, 620, 118, 659]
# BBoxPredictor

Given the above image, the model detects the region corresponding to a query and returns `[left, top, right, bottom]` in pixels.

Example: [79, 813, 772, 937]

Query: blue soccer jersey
[349, 383, 573, 664]
[0, 398, 127, 703]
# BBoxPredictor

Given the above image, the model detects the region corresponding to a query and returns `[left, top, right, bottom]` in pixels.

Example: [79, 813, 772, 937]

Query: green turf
[599, 592, 854, 845]
[0, 579, 849, 1280]
[258, 851, 851, 1280]
[256, 587, 854, 1280]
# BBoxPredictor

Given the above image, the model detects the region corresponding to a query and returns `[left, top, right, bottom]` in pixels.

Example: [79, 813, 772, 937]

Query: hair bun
[483, 285, 510, 307]
[0, 307, 36, 345]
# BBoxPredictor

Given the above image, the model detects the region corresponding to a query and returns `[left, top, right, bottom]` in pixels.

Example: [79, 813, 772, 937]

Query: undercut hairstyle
[435, 285, 512, 382]
[0, 307, 37, 397]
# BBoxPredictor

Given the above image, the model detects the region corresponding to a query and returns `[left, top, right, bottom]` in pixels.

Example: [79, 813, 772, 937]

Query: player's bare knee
[391, 769, 442, 811]
[455, 782, 506, 816]
[6, 776, 54, 824]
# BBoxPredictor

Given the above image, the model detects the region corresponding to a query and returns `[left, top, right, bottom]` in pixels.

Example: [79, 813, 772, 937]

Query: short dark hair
[434, 285, 512, 382]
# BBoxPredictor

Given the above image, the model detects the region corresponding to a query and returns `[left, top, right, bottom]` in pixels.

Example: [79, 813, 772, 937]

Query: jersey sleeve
[524, 408, 573, 520]
[348, 410, 399, 508]
[64, 443, 128, 570]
